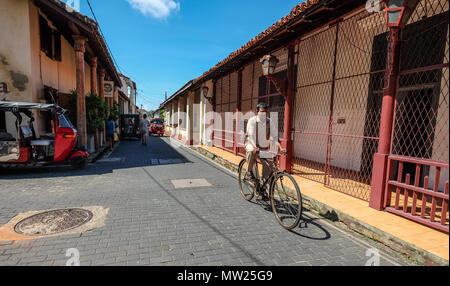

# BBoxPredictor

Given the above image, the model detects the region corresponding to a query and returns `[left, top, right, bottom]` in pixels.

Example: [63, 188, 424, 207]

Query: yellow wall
[28, 2, 94, 135]
[0, 0, 33, 103]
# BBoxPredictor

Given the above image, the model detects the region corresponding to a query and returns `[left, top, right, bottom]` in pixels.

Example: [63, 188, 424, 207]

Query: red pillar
[90, 57, 100, 149]
[369, 27, 401, 210]
[280, 43, 296, 173]
[99, 68, 106, 145]
[234, 71, 242, 155]
[99, 68, 105, 101]
[73, 35, 87, 149]
[90, 57, 98, 95]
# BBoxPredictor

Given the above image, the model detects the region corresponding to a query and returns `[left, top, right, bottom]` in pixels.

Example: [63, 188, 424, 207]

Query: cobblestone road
[0, 136, 403, 266]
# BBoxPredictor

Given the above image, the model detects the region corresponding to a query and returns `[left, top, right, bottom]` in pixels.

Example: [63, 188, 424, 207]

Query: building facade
[160, 0, 449, 233]
[0, 0, 122, 151]
[119, 74, 138, 114]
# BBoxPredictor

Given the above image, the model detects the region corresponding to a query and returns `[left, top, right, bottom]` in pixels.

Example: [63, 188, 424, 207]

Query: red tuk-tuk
[150, 118, 165, 136]
[0, 101, 88, 169]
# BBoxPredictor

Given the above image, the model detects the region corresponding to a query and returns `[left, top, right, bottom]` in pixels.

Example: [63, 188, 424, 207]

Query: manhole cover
[14, 209, 93, 236]
[171, 179, 212, 189]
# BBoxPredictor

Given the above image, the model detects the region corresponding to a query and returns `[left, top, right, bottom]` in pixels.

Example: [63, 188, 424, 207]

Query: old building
[119, 74, 138, 114]
[0, 0, 122, 151]
[160, 0, 449, 233]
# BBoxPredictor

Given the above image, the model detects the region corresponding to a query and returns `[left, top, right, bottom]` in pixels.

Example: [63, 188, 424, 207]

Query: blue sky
[79, 0, 300, 110]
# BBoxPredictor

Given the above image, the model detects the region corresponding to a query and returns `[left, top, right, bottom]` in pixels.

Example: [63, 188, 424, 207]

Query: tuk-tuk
[0, 101, 89, 169]
[119, 114, 140, 140]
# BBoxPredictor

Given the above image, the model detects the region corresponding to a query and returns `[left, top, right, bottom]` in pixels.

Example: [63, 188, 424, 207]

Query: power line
[85, 0, 122, 75]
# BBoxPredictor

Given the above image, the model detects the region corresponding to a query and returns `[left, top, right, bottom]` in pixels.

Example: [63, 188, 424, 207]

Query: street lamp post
[260, 55, 287, 97]
[260, 46, 296, 173]
[385, 0, 420, 28]
[370, 0, 419, 210]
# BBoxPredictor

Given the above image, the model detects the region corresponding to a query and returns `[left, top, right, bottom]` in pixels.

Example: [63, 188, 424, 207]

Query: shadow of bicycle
[250, 199, 331, 241]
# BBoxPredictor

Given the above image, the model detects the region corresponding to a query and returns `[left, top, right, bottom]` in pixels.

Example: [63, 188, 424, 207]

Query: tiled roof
[198, 0, 320, 81]
[159, 0, 323, 108]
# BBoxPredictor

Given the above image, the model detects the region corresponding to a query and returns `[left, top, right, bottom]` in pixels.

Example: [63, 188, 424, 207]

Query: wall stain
[9, 71, 28, 92]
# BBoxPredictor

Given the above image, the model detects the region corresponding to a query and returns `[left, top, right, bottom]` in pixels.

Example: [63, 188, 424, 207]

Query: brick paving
[0, 136, 402, 266]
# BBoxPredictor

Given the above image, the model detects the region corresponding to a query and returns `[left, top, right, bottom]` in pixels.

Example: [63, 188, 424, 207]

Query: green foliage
[108, 102, 120, 122]
[159, 109, 165, 120]
[67, 91, 108, 134]
[86, 93, 108, 134]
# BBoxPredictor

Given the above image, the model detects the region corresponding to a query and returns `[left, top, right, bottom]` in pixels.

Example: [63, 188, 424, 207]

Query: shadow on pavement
[252, 199, 331, 241]
[0, 136, 191, 180]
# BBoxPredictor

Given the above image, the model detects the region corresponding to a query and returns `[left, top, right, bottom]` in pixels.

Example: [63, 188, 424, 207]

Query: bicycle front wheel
[238, 159, 255, 201]
[270, 172, 302, 230]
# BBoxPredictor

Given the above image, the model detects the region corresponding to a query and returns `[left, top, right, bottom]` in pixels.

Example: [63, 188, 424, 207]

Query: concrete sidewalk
[189, 144, 449, 266]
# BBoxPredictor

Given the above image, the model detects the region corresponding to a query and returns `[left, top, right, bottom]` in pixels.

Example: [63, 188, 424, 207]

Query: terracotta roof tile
[199, 0, 320, 81]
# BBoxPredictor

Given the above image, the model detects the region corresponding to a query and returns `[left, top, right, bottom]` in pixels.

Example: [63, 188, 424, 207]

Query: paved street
[0, 136, 402, 266]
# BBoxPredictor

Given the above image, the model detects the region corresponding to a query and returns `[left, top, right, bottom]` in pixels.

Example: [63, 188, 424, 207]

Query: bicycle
[238, 150, 303, 230]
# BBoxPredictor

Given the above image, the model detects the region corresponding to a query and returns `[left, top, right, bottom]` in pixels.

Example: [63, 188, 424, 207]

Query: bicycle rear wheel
[270, 172, 302, 230]
[238, 159, 255, 201]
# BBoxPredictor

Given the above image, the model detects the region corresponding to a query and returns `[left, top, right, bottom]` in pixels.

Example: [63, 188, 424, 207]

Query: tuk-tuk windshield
[58, 114, 73, 129]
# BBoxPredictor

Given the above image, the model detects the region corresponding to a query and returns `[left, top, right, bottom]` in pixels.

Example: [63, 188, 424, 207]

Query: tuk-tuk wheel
[71, 157, 88, 170]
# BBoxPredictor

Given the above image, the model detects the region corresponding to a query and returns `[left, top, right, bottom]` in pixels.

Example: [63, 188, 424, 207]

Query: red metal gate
[384, 0, 449, 233]
[292, 7, 388, 201]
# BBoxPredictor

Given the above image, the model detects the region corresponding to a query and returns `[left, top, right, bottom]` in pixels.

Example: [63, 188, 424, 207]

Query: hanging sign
[104, 81, 114, 98]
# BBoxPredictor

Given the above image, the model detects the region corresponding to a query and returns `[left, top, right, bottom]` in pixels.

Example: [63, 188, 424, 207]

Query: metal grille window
[292, 7, 388, 201]
[385, 0, 449, 233]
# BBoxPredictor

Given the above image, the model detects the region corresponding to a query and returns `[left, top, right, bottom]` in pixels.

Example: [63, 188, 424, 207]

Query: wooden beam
[68, 21, 80, 35]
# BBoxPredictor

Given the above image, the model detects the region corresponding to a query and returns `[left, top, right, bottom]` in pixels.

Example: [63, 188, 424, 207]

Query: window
[39, 15, 61, 62]
[53, 31, 62, 61]
[58, 114, 73, 129]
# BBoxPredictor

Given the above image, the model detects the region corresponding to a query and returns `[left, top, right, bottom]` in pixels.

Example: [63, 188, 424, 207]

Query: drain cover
[171, 179, 212, 189]
[14, 209, 93, 236]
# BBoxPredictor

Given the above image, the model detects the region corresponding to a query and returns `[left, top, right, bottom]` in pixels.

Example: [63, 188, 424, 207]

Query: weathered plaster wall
[0, 0, 32, 104]
[28, 2, 94, 135]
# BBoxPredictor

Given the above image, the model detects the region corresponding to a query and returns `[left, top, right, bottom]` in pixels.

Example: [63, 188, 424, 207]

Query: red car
[150, 119, 165, 136]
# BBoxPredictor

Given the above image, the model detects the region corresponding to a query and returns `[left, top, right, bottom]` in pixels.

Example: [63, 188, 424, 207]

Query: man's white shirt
[245, 115, 275, 153]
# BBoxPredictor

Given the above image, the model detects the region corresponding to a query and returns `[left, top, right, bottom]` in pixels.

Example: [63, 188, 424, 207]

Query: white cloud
[126, 0, 180, 19]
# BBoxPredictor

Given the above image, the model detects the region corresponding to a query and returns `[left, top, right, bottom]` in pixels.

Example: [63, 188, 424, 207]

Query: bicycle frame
[251, 154, 283, 196]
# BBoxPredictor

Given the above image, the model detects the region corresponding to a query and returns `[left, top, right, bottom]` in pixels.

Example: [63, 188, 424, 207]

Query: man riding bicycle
[244, 102, 286, 200]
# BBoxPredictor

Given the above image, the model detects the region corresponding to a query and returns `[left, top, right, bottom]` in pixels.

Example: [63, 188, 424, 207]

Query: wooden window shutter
[53, 31, 62, 61]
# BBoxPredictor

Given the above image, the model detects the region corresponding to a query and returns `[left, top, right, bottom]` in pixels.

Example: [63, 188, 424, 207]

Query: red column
[99, 68, 106, 145]
[73, 35, 87, 149]
[90, 57, 98, 95]
[369, 27, 401, 210]
[90, 57, 99, 149]
[99, 68, 105, 101]
[280, 43, 296, 173]
[234, 71, 242, 155]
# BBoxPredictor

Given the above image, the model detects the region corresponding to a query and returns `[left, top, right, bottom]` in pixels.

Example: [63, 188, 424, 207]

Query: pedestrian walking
[139, 114, 150, 146]
[106, 116, 118, 151]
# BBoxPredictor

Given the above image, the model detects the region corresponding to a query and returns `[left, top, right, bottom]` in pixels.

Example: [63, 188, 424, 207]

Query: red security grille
[214, 73, 238, 152]
[292, 7, 388, 201]
[385, 0, 449, 233]
[215, 52, 288, 157]
[237, 62, 257, 157]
